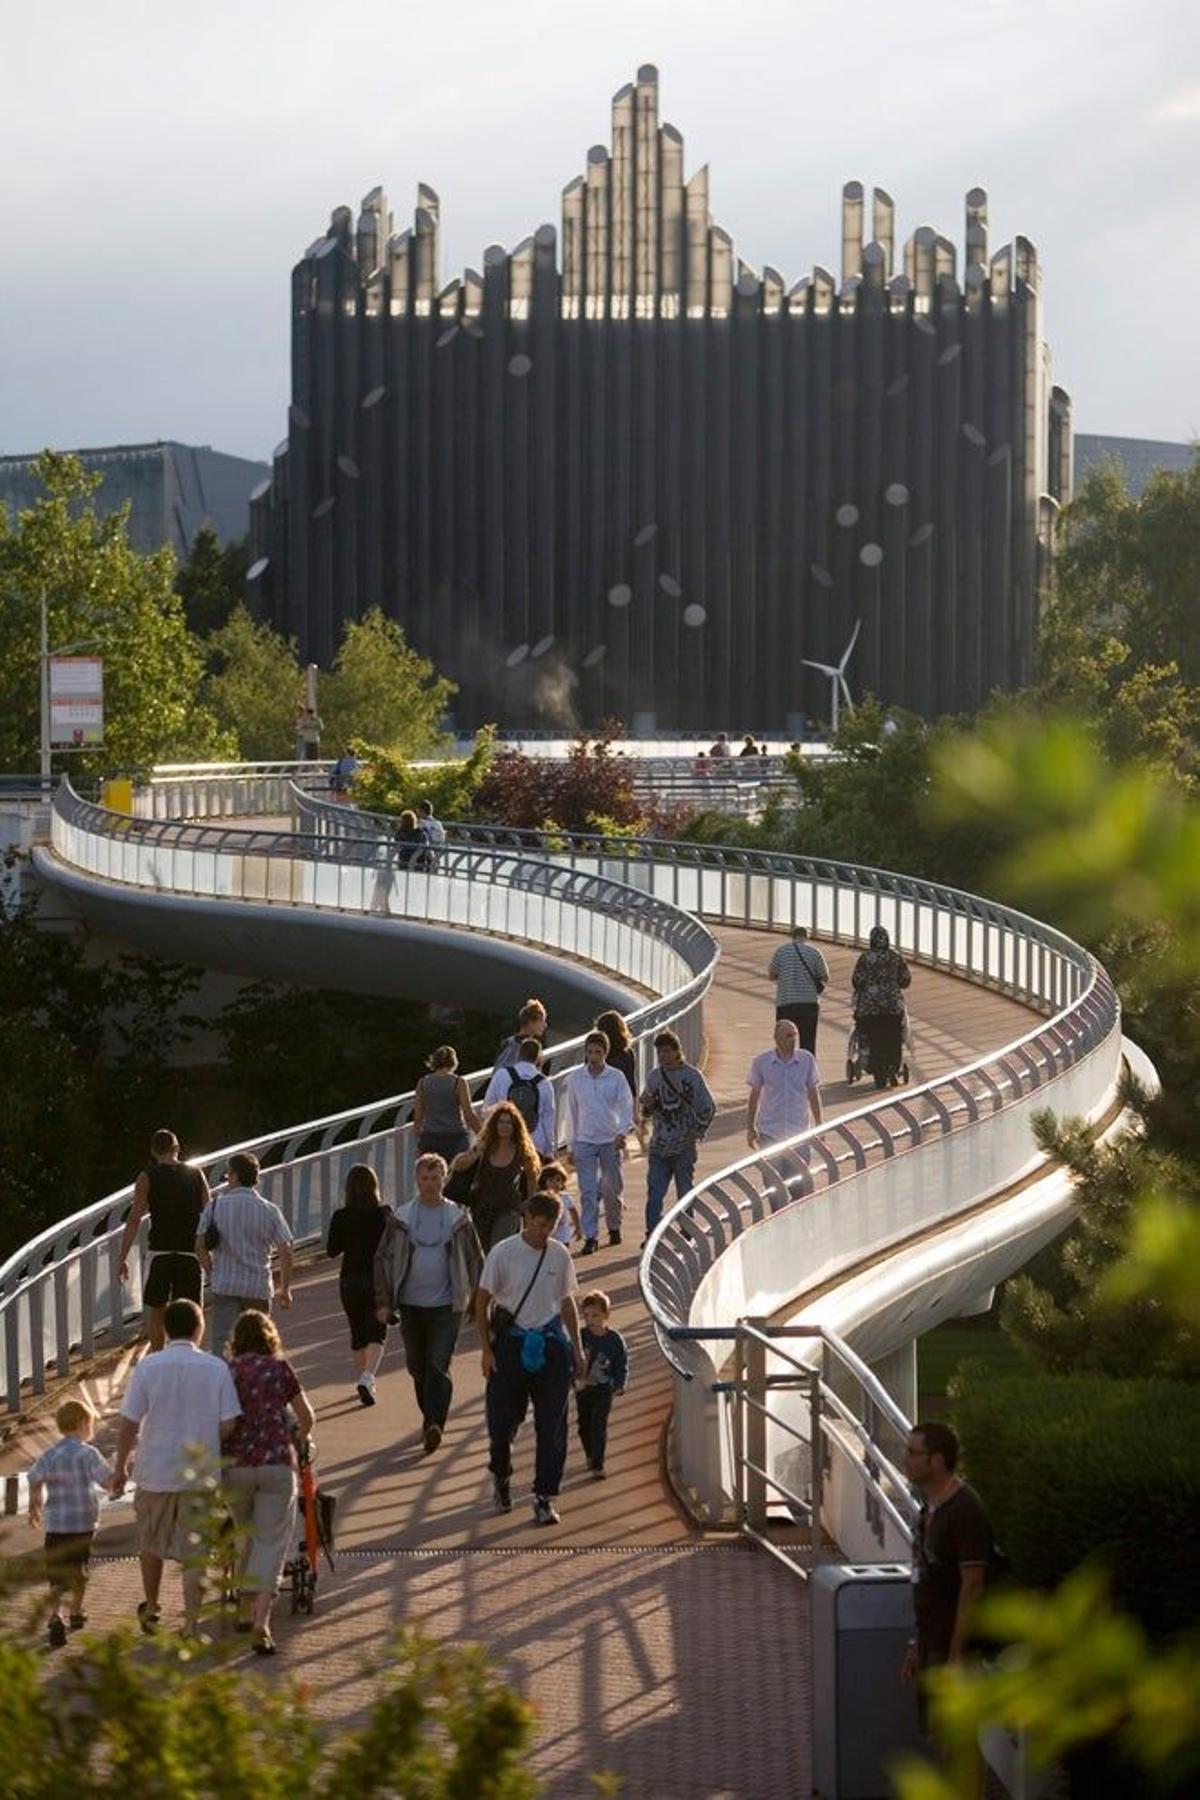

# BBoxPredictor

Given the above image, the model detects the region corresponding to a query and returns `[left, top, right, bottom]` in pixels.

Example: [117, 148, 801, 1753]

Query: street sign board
[49, 655, 104, 748]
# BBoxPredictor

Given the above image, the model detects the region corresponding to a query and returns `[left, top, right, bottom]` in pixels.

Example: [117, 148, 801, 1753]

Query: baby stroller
[846, 1007, 912, 1089]
[283, 1436, 336, 1615]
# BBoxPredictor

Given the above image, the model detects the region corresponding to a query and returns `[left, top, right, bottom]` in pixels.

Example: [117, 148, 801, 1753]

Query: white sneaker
[357, 1372, 376, 1407]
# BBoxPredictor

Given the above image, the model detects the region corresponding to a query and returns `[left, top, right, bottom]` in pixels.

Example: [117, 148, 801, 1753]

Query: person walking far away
[26, 1398, 115, 1649]
[746, 1019, 824, 1151]
[481, 1036, 557, 1161]
[563, 1031, 635, 1253]
[851, 924, 913, 1089]
[224, 1310, 316, 1655]
[118, 1128, 211, 1351]
[539, 1159, 582, 1248]
[709, 731, 732, 758]
[496, 996, 549, 1069]
[767, 924, 830, 1055]
[417, 798, 446, 847]
[576, 1290, 628, 1479]
[374, 1152, 484, 1455]
[639, 1028, 716, 1240]
[414, 1044, 482, 1161]
[326, 1163, 392, 1406]
[195, 1151, 294, 1354]
[330, 748, 360, 802]
[445, 1103, 540, 1251]
[111, 1298, 242, 1638]
[901, 1421, 997, 1714]
[475, 1191, 586, 1526]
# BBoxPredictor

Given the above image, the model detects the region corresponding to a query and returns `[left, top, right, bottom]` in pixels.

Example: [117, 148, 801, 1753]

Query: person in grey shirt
[373, 1154, 483, 1455]
[767, 924, 830, 1054]
[196, 1152, 294, 1355]
[638, 1029, 716, 1240]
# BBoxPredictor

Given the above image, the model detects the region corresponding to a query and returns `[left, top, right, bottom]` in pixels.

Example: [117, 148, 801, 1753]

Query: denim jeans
[486, 1330, 572, 1496]
[573, 1140, 624, 1239]
[398, 1304, 461, 1428]
[645, 1148, 697, 1235]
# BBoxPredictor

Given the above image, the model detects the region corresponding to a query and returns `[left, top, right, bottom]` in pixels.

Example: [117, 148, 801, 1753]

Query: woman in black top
[595, 1010, 637, 1102]
[326, 1163, 391, 1406]
[443, 1104, 539, 1251]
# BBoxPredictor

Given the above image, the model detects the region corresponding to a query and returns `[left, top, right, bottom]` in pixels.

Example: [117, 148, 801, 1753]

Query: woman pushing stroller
[850, 926, 912, 1090]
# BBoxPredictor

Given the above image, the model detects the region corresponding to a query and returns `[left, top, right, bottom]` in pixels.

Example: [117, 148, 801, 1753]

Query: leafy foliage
[1000, 1109, 1199, 1379]
[0, 452, 233, 774]
[320, 609, 455, 757]
[202, 605, 302, 762]
[949, 1369, 1200, 1637]
[472, 723, 645, 835]
[1040, 454, 1200, 693]
[894, 1570, 1200, 1800]
[0, 889, 202, 1258]
[0, 1620, 537, 1798]
[175, 524, 250, 638]
[350, 727, 497, 821]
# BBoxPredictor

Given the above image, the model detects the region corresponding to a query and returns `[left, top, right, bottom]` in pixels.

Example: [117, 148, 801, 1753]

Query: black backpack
[505, 1068, 544, 1132]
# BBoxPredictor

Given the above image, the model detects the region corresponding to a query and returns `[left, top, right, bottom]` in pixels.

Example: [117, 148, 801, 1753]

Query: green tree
[321, 608, 455, 756]
[349, 726, 497, 820]
[202, 605, 302, 762]
[1040, 454, 1200, 692]
[0, 452, 233, 775]
[175, 523, 250, 638]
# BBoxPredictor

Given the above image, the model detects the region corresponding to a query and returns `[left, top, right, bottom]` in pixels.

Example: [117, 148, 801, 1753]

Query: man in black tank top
[117, 1130, 211, 1350]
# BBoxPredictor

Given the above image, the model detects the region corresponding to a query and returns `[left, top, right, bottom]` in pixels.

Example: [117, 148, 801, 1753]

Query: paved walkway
[2, 924, 1034, 1796]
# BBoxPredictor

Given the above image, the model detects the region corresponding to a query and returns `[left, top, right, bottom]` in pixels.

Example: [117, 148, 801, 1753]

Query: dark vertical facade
[248, 65, 1071, 730]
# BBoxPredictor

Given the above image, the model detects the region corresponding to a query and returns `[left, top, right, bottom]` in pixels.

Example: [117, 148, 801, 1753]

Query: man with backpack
[481, 1038, 558, 1162]
[638, 1029, 716, 1240]
[766, 924, 830, 1054]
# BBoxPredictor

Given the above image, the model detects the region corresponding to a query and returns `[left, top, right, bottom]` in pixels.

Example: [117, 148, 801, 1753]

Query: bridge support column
[868, 1341, 918, 1421]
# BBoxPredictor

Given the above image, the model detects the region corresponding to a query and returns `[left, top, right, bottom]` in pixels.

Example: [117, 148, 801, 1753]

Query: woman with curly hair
[444, 1102, 540, 1251]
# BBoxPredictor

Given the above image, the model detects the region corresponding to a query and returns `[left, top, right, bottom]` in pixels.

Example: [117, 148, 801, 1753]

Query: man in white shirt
[746, 1018, 824, 1151]
[480, 1037, 558, 1160]
[475, 1192, 586, 1526]
[195, 1150, 294, 1354]
[563, 1032, 634, 1253]
[111, 1298, 242, 1637]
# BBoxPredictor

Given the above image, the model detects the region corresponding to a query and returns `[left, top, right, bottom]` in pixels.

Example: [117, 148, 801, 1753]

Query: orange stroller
[284, 1436, 336, 1615]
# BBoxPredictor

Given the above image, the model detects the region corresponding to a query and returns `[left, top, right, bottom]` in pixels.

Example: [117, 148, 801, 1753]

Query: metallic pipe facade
[251, 67, 1069, 729]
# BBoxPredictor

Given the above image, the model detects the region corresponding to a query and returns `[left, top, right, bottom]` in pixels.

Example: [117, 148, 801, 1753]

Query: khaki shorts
[134, 1487, 211, 1563]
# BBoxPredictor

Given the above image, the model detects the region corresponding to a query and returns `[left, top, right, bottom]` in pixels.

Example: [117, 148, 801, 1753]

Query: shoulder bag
[489, 1243, 548, 1345]
[795, 943, 826, 994]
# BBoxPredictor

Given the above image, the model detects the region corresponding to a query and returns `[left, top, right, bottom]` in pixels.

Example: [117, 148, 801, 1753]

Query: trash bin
[100, 777, 134, 815]
[811, 1562, 923, 1798]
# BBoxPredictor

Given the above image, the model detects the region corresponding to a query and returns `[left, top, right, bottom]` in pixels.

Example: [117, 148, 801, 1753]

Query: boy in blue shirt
[27, 1397, 114, 1648]
[576, 1291, 629, 1478]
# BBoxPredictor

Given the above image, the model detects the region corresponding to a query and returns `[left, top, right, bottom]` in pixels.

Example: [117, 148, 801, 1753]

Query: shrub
[950, 1370, 1200, 1639]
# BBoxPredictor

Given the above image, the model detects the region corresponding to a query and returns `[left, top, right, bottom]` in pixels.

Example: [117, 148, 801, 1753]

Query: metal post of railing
[745, 1315, 768, 1532]
[809, 1365, 824, 1576]
[733, 1323, 748, 1530]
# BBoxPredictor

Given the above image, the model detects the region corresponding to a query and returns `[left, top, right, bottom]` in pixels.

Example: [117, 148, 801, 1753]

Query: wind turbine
[802, 619, 861, 735]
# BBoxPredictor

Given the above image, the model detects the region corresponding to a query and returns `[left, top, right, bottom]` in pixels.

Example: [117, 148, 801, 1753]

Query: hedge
[949, 1369, 1200, 1640]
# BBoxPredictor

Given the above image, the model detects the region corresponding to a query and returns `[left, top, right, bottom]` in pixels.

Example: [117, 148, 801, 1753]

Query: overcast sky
[2, 0, 1197, 463]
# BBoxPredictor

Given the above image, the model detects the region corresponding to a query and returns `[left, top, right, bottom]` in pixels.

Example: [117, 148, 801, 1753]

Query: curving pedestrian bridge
[2, 767, 1147, 1796]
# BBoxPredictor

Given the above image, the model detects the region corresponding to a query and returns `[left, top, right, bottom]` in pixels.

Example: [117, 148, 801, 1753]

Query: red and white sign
[49, 656, 104, 748]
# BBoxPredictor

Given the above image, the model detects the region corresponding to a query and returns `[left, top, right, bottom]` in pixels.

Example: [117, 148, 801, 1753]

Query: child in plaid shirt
[27, 1398, 114, 1648]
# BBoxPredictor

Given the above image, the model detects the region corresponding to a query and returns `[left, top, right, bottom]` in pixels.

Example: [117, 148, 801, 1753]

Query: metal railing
[693, 1319, 918, 1574]
[2, 783, 717, 1411]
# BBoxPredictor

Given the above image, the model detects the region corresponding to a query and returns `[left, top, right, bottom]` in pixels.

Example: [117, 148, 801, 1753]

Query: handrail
[288, 785, 1120, 1387]
[2, 782, 719, 1407]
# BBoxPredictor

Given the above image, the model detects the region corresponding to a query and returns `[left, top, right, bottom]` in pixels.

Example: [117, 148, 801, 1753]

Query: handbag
[490, 1244, 548, 1344]
[203, 1197, 221, 1252]
[795, 943, 826, 994]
